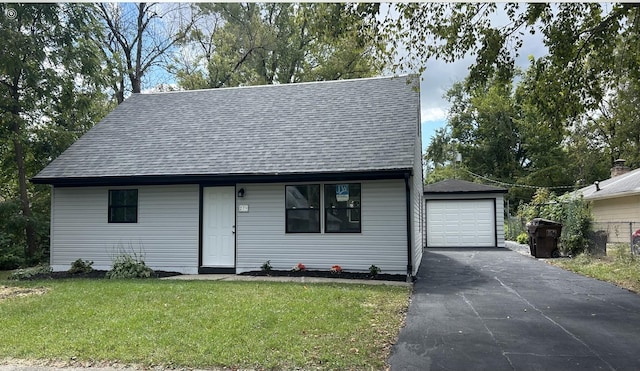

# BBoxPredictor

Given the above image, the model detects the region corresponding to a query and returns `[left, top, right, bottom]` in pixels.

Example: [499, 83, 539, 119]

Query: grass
[550, 245, 640, 293]
[0, 279, 410, 370]
[0, 271, 11, 280]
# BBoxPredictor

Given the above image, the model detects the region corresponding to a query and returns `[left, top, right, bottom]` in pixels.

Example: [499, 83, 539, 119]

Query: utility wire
[463, 168, 579, 190]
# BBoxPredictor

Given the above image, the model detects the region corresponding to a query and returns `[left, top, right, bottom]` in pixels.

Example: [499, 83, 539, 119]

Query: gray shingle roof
[33, 76, 419, 184]
[423, 179, 507, 194]
[576, 167, 640, 200]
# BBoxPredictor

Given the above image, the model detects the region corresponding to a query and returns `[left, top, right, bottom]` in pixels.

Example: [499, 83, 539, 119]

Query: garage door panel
[426, 199, 495, 247]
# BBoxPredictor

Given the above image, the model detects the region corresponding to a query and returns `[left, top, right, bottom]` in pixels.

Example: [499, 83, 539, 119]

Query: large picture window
[324, 183, 361, 233]
[108, 189, 138, 223]
[285, 185, 320, 233]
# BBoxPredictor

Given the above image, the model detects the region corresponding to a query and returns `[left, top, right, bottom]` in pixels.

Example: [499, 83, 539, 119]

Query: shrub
[9, 264, 52, 280]
[516, 232, 529, 245]
[106, 254, 153, 279]
[261, 260, 272, 272]
[517, 189, 593, 256]
[369, 264, 381, 276]
[0, 252, 23, 270]
[68, 259, 94, 274]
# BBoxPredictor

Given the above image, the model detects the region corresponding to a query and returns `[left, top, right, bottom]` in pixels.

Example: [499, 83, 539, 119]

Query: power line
[463, 169, 579, 190]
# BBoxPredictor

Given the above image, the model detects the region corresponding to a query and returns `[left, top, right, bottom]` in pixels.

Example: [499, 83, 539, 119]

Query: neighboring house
[575, 160, 640, 244]
[423, 179, 507, 248]
[32, 76, 424, 277]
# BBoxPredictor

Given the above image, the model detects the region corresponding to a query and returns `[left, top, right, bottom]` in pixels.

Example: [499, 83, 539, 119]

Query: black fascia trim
[32, 169, 412, 187]
[423, 190, 508, 195]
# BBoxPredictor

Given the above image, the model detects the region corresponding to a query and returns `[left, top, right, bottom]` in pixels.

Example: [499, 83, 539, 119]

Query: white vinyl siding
[235, 179, 408, 274]
[410, 132, 424, 275]
[50, 185, 199, 273]
[425, 194, 505, 248]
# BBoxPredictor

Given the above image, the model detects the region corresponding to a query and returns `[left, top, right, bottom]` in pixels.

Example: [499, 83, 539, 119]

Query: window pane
[123, 190, 137, 205]
[286, 209, 320, 233]
[286, 185, 319, 209]
[324, 184, 361, 208]
[109, 190, 138, 223]
[324, 184, 361, 233]
[124, 207, 137, 222]
[325, 208, 361, 232]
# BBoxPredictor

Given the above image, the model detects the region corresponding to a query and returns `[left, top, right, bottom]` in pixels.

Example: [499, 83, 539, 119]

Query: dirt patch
[0, 286, 49, 300]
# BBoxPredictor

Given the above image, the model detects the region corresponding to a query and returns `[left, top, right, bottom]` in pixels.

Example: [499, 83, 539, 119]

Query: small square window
[108, 189, 138, 223]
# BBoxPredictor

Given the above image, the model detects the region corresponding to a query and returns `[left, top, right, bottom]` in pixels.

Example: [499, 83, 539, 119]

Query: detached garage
[424, 179, 507, 248]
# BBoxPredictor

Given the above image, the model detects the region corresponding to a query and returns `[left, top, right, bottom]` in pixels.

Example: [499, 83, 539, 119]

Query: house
[31, 76, 424, 277]
[423, 179, 507, 248]
[575, 160, 640, 244]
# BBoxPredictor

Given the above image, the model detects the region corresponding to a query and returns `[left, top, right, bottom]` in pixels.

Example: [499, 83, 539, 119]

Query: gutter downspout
[404, 173, 413, 280]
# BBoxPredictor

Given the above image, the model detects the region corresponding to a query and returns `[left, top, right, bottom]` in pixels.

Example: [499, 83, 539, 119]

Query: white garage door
[426, 199, 495, 247]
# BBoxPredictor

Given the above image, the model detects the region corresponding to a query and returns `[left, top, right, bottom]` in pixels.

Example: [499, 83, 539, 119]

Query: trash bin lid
[530, 218, 562, 226]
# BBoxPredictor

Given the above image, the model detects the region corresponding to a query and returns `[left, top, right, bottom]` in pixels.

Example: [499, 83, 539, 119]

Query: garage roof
[423, 179, 507, 194]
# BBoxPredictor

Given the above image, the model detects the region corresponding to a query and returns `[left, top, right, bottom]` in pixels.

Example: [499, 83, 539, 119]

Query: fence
[592, 221, 639, 246]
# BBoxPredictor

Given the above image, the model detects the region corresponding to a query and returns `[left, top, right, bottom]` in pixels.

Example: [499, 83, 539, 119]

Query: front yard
[0, 279, 410, 370]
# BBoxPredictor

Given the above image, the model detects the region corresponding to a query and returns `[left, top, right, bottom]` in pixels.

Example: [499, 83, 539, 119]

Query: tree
[96, 2, 198, 103]
[172, 3, 385, 89]
[1, 3, 108, 260]
[385, 3, 640, 192]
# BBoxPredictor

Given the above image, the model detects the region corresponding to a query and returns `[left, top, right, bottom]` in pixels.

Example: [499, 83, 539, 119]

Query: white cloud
[421, 107, 447, 123]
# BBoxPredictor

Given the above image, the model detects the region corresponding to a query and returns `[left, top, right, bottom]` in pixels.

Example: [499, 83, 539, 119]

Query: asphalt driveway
[389, 247, 640, 371]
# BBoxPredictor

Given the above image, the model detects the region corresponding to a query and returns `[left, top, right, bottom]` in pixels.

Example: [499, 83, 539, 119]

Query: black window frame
[324, 183, 361, 233]
[108, 189, 138, 223]
[285, 184, 321, 233]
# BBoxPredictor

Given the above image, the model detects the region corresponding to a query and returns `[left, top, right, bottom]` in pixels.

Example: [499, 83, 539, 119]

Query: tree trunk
[11, 126, 38, 259]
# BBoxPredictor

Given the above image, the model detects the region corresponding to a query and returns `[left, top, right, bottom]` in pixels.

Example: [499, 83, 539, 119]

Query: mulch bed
[16, 269, 406, 282]
[241, 270, 407, 282]
[20, 270, 182, 281]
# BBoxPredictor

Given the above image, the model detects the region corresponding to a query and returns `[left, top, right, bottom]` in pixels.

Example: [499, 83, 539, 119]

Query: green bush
[261, 260, 272, 272]
[8, 264, 52, 280]
[0, 251, 23, 270]
[516, 232, 529, 245]
[369, 264, 381, 276]
[517, 189, 593, 256]
[68, 259, 94, 274]
[106, 254, 154, 279]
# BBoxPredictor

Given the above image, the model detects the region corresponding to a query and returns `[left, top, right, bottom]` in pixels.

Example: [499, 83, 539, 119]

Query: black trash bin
[527, 218, 563, 258]
[588, 230, 608, 256]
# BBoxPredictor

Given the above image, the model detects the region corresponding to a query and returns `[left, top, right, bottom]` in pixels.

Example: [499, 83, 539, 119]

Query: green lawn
[0, 279, 410, 369]
[550, 245, 640, 293]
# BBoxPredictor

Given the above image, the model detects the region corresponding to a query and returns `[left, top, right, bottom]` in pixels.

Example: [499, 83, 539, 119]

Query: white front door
[202, 187, 235, 267]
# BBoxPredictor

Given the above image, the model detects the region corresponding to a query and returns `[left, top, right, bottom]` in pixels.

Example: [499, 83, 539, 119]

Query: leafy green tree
[1, 3, 108, 260]
[173, 3, 384, 89]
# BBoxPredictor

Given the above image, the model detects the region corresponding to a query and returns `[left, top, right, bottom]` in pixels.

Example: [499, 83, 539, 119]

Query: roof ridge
[139, 74, 413, 96]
